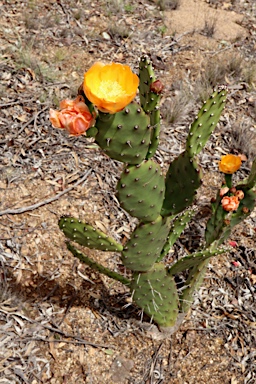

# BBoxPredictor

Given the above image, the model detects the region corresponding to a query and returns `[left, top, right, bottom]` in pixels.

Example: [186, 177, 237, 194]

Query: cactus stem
[67, 243, 130, 286]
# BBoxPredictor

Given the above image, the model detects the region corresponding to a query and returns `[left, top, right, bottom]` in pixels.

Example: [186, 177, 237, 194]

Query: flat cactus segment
[122, 216, 171, 271]
[205, 194, 228, 247]
[239, 158, 256, 190]
[186, 87, 227, 157]
[159, 210, 195, 260]
[139, 56, 162, 159]
[131, 263, 179, 327]
[230, 189, 256, 226]
[180, 259, 209, 313]
[67, 243, 130, 286]
[139, 55, 160, 113]
[146, 107, 161, 159]
[161, 151, 202, 216]
[168, 247, 226, 276]
[59, 217, 123, 252]
[95, 103, 151, 165]
[117, 160, 165, 222]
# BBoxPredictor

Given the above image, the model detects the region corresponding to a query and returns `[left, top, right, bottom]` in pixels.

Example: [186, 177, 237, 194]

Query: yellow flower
[219, 154, 242, 174]
[83, 62, 139, 114]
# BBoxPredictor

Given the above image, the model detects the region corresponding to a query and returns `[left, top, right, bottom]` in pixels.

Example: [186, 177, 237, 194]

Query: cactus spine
[57, 56, 255, 332]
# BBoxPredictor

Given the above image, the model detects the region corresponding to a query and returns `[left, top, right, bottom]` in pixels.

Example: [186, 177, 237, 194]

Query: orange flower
[219, 186, 229, 197]
[219, 154, 242, 174]
[83, 62, 139, 114]
[221, 196, 240, 212]
[49, 96, 95, 136]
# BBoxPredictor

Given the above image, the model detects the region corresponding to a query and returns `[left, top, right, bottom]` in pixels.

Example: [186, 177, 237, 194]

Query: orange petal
[49, 109, 62, 128]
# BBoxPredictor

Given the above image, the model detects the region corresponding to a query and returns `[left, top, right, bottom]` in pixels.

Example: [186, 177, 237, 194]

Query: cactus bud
[242, 207, 249, 214]
[220, 187, 229, 197]
[150, 80, 164, 95]
[230, 187, 237, 194]
[235, 190, 244, 200]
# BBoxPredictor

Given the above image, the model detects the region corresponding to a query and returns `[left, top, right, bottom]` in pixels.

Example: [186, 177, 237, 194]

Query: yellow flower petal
[83, 62, 139, 114]
[219, 154, 242, 174]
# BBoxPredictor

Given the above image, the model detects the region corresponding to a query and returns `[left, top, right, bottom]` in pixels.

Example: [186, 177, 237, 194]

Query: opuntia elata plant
[50, 56, 256, 333]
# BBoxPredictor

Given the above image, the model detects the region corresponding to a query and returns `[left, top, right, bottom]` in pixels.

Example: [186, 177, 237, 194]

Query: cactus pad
[161, 151, 202, 216]
[180, 259, 209, 313]
[168, 247, 225, 276]
[146, 107, 161, 159]
[117, 160, 165, 222]
[186, 87, 227, 157]
[139, 56, 162, 159]
[139, 55, 159, 113]
[59, 217, 123, 252]
[122, 216, 171, 271]
[95, 103, 151, 165]
[131, 263, 179, 327]
[160, 209, 195, 260]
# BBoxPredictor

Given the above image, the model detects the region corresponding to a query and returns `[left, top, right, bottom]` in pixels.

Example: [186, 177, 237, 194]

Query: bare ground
[0, 0, 256, 383]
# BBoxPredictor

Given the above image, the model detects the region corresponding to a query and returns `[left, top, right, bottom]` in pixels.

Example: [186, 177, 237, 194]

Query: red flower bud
[150, 80, 164, 95]
[235, 190, 244, 200]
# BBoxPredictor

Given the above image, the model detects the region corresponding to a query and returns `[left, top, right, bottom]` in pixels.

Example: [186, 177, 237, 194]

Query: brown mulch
[0, 0, 255, 383]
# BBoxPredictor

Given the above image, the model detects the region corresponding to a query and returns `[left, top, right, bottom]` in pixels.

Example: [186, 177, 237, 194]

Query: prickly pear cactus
[116, 160, 165, 222]
[95, 103, 151, 165]
[59, 217, 123, 252]
[131, 263, 179, 327]
[122, 216, 171, 271]
[161, 151, 202, 216]
[186, 86, 227, 157]
[139, 55, 162, 159]
[53, 55, 256, 334]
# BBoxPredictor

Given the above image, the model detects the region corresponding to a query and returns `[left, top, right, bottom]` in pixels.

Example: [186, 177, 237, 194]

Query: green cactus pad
[95, 103, 151, 165]
[180, 259, 209, 313]
[122, 216, 171, 271]
[131, 263, 179, 327]
[139, 56, 162, 159]
[159, 209, 195, 260]
[67, 243, 130, 286]
[230, 189, 256, 225]
[117, 160, 165, 222]
[238, 157, 256, 190]
[59, 217, 123, 252]
[146, 107, 161, 159]
[161, 151, 202, 216]
[186, 87, 227, 157]
[168, 247, 226, 276]
[139, 55, 159, 113]
[205, 194, 228, 247]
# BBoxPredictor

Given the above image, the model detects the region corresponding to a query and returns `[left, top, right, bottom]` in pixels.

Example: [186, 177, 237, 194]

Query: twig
[19, 336, 114, 349]
[0, 169, 92, 216]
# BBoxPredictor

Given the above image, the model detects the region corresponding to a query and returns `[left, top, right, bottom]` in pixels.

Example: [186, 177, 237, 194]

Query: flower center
[97, 80, 126, 100]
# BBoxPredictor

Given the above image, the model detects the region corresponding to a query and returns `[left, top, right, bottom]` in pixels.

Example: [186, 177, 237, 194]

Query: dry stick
[0, 169, 92, 216]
